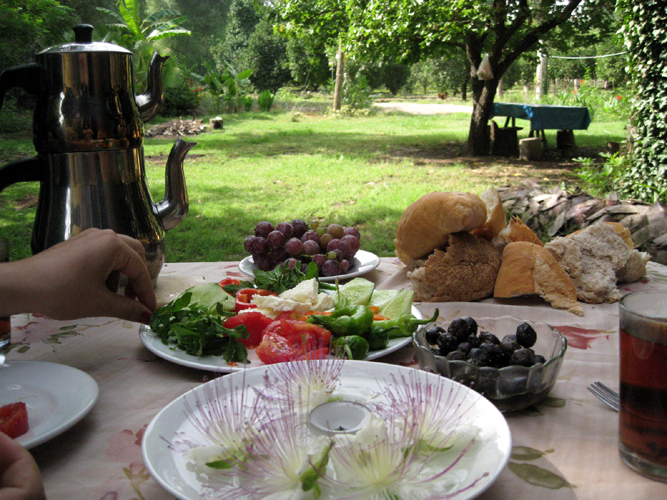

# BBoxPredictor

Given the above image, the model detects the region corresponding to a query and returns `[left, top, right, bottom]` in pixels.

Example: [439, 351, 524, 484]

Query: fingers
[112, 238, 157, 314]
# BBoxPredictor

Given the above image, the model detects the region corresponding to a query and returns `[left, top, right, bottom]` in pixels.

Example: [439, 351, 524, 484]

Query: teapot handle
[0, 157, 44, 194]
[0, 63, 45, 111]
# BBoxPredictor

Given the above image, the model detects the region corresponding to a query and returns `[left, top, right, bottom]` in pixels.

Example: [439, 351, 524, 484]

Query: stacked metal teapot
[0, 24, 195, 283]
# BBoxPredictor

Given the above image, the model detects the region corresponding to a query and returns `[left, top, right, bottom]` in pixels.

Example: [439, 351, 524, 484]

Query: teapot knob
[73, 24, 94, 44]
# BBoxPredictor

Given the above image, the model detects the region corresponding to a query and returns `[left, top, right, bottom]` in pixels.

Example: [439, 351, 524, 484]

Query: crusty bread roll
[471, 187, 507, 241]
[545, 222, 630, 303]
[394, 191, 487, 264]
[492, 216, 543, 250]
[494, 241, 583, 315]
[408, 232, 502, 302]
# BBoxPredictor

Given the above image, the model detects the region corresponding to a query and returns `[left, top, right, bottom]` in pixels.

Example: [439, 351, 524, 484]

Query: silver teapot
[0, 25, 195, 282]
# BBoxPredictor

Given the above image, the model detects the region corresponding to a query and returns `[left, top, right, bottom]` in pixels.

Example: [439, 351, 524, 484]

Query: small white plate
[143, 361, 511, 500]
[0, 361, 98, 449]
[238, 249, 381, 282]
[139, 305, 419, 373]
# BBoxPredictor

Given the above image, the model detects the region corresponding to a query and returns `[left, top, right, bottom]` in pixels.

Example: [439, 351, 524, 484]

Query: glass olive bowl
[412, 316, 567, 412]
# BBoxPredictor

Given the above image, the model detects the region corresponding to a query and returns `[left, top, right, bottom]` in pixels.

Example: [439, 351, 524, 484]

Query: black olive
[479, 331, 501, 345]
[436, 333, 458, 356]
[510, 347, 536, 367]
[516, 322, 537, 348]
[447, 317, 472, 341]
[535, 354, 547, 364]
[446, 350, 467, 361]
[465, 333, 481, 348]
[480, 342, 504, 367]
[424, 326, 445, 345]
[462, 316, 478, 335]
[502, 334, 518, 343]
[457, 342, 472, 355]
[468, 347, 489, 366]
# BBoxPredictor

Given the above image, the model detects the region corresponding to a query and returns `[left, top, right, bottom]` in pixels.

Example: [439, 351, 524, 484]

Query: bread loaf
[394, 191, 487, 264]
[494, 241, 583, 315]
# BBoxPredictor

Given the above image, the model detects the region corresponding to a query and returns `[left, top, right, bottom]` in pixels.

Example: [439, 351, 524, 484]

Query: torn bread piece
[494, 241, 583, 316]
[471, 187, 507, 241]
[492, 216, 543, 251]
[408, 232, 502, 302]
[545, 222, 630, 303]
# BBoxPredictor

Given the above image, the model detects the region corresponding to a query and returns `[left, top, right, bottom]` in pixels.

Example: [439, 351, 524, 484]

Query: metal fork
[588, 382, 619, 412]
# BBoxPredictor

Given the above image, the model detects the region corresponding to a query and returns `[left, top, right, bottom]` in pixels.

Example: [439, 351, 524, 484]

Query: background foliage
[618, 0, 667, 203]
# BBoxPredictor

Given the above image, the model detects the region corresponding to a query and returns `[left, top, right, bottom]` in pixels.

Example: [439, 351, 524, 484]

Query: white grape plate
[139, 304, 420, 373]
[238, 249, 381, 282]
[142, 361, 511, 500]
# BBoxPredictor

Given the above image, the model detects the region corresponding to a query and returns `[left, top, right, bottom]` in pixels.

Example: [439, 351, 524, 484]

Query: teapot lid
[38, 25, 132, 55]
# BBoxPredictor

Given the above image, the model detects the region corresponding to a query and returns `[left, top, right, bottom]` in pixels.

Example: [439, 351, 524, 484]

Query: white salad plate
[238, 249, 381, 282]
[0, 360, 99, 449]
[139, 304, 421, 373]
[143, 361, 511, 500]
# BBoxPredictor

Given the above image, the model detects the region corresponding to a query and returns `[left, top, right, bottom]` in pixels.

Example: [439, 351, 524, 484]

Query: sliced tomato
[235, 288, 277, 313]
[223, 311, 274, 348]
[255, 319, 332, 365]
[218, 278, 241, 287]
[0, 402, 29, 439]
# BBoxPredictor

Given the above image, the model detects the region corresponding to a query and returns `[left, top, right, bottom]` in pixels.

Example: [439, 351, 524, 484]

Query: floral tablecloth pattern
[4, 259, 667, 499]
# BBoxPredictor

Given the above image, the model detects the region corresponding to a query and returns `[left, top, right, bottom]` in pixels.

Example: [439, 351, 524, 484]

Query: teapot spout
[135, 52, 170, 123]
[155, 138, 196, 231]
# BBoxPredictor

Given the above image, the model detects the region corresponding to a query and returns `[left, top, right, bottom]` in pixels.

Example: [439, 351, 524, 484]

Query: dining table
[3, 256, 667, 499]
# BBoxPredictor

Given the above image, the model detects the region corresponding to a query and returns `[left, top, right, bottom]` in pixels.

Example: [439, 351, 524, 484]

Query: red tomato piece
[255, 319, 332, 365]
[0, 402, 29, 439]
[235, 288, 277, 313]
[218, 278, 241, 287]
[223, 311, 274, 348]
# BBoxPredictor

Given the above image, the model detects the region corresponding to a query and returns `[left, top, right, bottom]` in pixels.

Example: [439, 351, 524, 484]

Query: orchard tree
[346, 0, 613, 155]
[274, 0, 348, 109]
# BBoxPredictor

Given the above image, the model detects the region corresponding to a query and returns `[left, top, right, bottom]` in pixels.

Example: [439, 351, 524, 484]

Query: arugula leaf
[252, 261, 334, 294]
[149, 293, 249, 363]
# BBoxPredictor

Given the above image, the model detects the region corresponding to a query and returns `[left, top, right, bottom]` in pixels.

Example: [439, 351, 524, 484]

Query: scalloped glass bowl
[413, 316, 567, 412]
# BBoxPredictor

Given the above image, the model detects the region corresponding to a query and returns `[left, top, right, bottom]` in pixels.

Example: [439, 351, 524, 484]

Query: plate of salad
[139, 264, 436, 373]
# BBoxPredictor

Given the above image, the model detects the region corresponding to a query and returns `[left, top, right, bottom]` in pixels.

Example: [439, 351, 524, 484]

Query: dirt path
[374, 102, 472, 115]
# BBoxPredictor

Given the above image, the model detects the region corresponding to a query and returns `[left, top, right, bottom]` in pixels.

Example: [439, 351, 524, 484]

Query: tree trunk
[333, 40, 344, 111]
[468, 78, 498, 156]
[461, 74, 469, 101]
[536, 50, 548, 99]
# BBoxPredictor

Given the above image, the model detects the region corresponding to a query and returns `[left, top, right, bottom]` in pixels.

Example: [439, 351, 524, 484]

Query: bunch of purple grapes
[244, 219, 362, 277]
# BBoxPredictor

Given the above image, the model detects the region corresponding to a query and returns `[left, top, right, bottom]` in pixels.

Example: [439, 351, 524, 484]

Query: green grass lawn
[0, 100, 627, 263]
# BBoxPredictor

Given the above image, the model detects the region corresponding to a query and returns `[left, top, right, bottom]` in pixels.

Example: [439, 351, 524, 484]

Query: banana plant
[97, 0, 191, 88]
[199, 63, 253, 113]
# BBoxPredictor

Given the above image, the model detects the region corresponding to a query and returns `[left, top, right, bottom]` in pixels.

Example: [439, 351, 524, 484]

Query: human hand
[1, 229, 156, 322]
[0, 432, 46, 500]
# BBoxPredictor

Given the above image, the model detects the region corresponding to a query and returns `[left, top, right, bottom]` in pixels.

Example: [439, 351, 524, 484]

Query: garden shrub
[161, 84, 202, 117]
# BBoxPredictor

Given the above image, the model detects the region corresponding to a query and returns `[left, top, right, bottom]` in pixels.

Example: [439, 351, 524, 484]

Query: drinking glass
[619, 290, 667, 482]
[0, 237, 10, 350]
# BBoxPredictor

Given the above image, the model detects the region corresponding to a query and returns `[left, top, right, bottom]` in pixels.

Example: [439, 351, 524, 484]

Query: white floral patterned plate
[142, 361, 511, 499]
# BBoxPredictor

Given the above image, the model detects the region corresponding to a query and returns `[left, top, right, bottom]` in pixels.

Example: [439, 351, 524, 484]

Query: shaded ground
[372, 101, 593, 186]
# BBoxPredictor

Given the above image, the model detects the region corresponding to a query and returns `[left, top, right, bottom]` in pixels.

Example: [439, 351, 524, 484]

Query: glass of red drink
[619, 290, 667, 482]
[0, 237, 9, 350]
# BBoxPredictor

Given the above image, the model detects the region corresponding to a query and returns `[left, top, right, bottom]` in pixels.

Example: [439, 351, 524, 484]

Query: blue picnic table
[490, 102, 592, 153]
